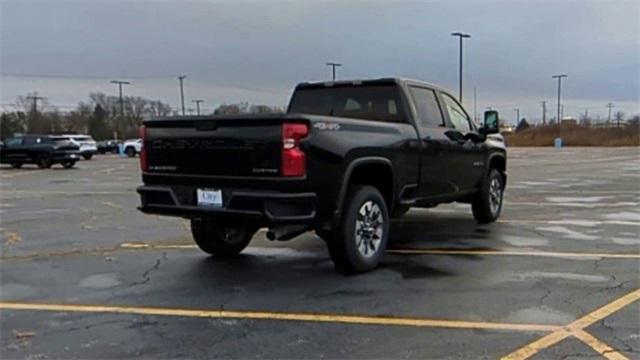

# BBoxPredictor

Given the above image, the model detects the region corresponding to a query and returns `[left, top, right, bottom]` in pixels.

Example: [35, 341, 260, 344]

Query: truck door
[408, 86, 458, 198]
[438, 92, 486, 192]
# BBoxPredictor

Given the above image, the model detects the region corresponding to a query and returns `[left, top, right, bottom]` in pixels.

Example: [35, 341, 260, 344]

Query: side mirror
[482, 111, 500, 134]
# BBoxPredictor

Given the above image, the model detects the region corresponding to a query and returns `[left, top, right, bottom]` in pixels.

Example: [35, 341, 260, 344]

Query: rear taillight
[281, 123, 308, 177]
[139, 125, 148, 172]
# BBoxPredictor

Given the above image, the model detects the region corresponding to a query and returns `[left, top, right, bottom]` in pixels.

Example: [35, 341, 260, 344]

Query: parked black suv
[137, 78, 507, 273]
[1, 135, 80, 169]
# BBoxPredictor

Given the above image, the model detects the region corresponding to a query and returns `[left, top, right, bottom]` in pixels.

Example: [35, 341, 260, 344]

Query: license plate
[197, 189, 223, 207]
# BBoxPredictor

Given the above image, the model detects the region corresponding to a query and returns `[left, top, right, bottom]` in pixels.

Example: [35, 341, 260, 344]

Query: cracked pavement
[1, 148, 639, 359]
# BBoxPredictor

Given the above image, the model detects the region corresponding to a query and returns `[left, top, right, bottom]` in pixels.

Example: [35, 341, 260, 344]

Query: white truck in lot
[122, 138, 142, 157]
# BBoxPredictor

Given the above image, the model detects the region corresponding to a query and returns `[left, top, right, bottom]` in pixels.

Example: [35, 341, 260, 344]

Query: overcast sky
[1, 0, 639, 123]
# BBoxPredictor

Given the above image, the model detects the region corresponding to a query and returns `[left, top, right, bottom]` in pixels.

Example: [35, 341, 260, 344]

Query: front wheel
[82, 154, 93, 160]
[125, 147, 136, 158]
[326, 185, 389, 274]
[61, 160, 76, 169]
[471, 169, 504, 224]
[190, 219, 255, 257]
[36, 154, 53, 169]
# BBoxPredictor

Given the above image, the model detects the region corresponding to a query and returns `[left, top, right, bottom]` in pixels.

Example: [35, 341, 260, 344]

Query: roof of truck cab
[295, 77, 452, 94]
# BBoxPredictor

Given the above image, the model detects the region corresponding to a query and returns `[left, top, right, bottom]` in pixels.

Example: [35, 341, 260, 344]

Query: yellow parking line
[502, 288, 640, 360]
[573, 330, 629, 360]
[0, 301, 560, 332]
[386, 248, 640, 259]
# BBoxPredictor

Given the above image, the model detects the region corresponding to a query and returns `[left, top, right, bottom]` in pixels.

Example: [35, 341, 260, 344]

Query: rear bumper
[137, 185, 317, 225]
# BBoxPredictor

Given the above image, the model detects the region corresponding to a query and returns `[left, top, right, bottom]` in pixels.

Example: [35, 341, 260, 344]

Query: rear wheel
[10, 163, 22, 169]
[125, 147, 136, 158]
[471, 169, 504, 224]
[36, 154, 52, 169]
[61, 160, 76, 169]
[326, 185, 389, 274]
[190, 219, 255, 257]
[82, 153, 93, 160]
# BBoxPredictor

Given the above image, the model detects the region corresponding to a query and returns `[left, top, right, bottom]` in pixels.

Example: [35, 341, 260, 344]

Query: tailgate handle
[195, 122, 218, 131]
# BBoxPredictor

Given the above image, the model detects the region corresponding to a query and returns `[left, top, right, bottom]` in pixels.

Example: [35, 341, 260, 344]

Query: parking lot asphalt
[1, 147, 639, 359]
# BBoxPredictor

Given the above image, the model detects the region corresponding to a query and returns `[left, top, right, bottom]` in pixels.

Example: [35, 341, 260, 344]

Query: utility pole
[552, 74, 567, 127]
[110, 80, 130, 139]
[192, 99, 204, 116]
[581, 108, 591, 127]
[26, 93, 46, 133]
[514, 108, 520, 126]
[473, 86, 477, 123]
[606, 103, 614, 126]
[325, 62, 342, 81]
[451, 32, 471, 103]
[26, 93, 45, 114]
[178, 75, 187, 116]
[540, 101, 547, 125]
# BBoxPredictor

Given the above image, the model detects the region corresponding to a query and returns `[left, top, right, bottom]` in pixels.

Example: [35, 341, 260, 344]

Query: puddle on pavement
[0, 283, 38, 299]
[504, 306, 575, 325]
[78, 273, 121, 288]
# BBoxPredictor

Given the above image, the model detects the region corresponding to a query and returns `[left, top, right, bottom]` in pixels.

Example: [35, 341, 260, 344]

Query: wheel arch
[487, 152, 507, 185]
[335, 157, 395, 218]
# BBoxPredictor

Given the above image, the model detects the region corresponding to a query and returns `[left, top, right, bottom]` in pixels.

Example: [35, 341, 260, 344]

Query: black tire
[61, 160, 76, 169]
[326, 185, 389, 274]
[82, 154, 93, 160]
[125, 147, 136, 158]
[471, 168, 504, 224]
[36, 154, 53, 169]
[10, 163, 22, 169]
[190, 218, 255, 257]
[391, 204, 411, 218]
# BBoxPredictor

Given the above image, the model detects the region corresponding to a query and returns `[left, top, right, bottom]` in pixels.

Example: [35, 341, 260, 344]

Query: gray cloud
[2, 0, 638, 121]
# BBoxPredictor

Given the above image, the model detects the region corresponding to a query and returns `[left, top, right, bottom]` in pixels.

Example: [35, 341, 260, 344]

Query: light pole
[451, 32, 471, 103]
[606, 103, 615, 125]
[326, 62, 342, 81]
[514, 108, 520, 126]
[110, 80, 130, 138]
[178, 75, 187, 116]
[192, 99, 204, 116]
[552, 74, 567, 126]
[540, 101, 547, 125]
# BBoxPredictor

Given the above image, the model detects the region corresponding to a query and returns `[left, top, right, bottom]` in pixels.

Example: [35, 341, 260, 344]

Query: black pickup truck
[137, 78, 506, 273]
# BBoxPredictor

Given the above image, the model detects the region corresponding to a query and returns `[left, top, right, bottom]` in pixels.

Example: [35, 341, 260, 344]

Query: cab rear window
[289, 84, 406, 123]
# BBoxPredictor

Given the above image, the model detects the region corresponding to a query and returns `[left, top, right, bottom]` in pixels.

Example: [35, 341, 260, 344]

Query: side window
[5, 138, 23, 147]
[409, 86, 444, 128]
[442, 93, 472, 132]
[23, 137, 37, 145]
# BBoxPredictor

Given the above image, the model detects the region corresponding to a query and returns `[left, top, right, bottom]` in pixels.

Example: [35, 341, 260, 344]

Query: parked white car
[51, 134, 98, 160]
[122, 138, 142, 157]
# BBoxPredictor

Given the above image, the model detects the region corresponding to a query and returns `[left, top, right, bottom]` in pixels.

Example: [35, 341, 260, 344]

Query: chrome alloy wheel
[489, 177, 503, 215]
[355, 200, 384, 258]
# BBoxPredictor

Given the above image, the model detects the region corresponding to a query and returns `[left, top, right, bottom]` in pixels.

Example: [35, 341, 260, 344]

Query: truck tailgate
[145, 117, 285, 177]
